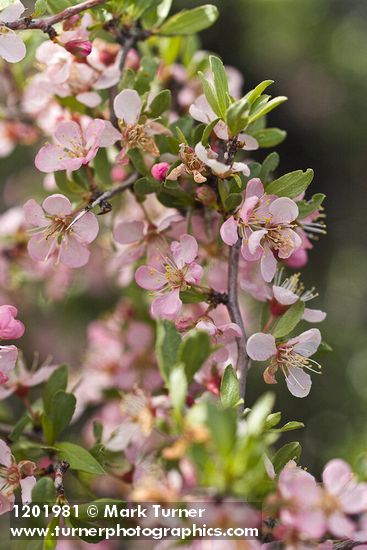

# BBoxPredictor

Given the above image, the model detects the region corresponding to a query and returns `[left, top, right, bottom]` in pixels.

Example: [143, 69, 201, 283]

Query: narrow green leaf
[245, 80, 274, 105]
[259, 152, 280, 183]
[249, 96, 288, 124]
[134, 176, 161, 195]
[220, 365, 241, 408]
[202, 117, 220, 146]
[149, 89, 172, 118]
[266, 169, 314, 199]
[226, 97, 249, 136]
[155, 320, 182, 385]
[253, 128, 287, 148]
[43, 515, 59, 550]
[297, 193, 325, 219]
[169, 364, 188, 414]
[177, 330, 211, 383]
[272, 301, 305, 339]
[198, 72, 221, 117]
[43, 390, 76, 444]
[264, 411, 282, 430]
[210, 56, 229, 117]
[247, 393, 275, 436]
[272, 441, 302, 473]
[159, 5, 219, 35]
[34, 0, 48, 17]
[43, 365, 68, 415]
[271, 421, 305, 433]
[32, 477, 56, 505]
[135, 56, 159, 94]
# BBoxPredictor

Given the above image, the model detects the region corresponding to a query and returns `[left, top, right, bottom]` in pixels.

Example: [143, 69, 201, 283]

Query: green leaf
[220, 365, 241, 408]
[93, 148, 111, 188]
[253, 128, 287, 148]
[46, 0, 71, 13]
[134, 176, 161, 195]
[224, 193, 243, 212]
[206, 402, 237, 456]
[226, 98, 249, 136]
[271, 421, 305, 433]
[202, 117, 221, 146]
[42, 391, 76, 444]
[266, 169, 314, 198]
[259, 152, 280, 183]
[142, 0, 173, 28]
[135, 56, 159, 94]
[264, 411, 282, 430]
[169, 364, 188, 414]
[198, 72, 221, 117]
[272, 301, 305, 339]
[149, 89, 172, 118]
[128, 148, 149, 175]
[54, 172, 83, 197]
[43, 515, 59, 550]
[319, 341, 333, 352]
[180, 288, 207, 304]
[245, 80, 274, 105]
[249, 96, 288, 124]
[177, 330, 211, 383]
[43, 365, 68, 415]
[32, 477, 56, 505]
[247, 393, 275, 436]
[272, 441, 302, 473]
[209, 56, 229, 117]
[34, 0, 48, 17]
[156, 320, 182, 385]
[297, 193, 325, 219]
[56, 442, 106, 475]
[9, 415, 32, 442]
[159, 5, 219, 35]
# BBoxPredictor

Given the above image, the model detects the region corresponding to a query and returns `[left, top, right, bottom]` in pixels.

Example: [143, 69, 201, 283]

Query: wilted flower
[246, 328, 322, 397]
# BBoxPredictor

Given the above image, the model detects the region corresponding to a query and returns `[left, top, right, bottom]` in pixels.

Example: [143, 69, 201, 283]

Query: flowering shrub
[0, 0, 360, 548]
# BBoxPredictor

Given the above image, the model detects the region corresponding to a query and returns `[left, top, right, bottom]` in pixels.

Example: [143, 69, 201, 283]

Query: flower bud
[64, 39, 92, 59]
[195, 185, 217, 206]
[151, 162, 170, 182]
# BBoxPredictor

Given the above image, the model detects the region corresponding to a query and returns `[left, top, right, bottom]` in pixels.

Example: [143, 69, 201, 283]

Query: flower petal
[272, 285, 299, 306]
[59, 235, 90, 268]
[99, 120, 121, 147]
[285, 366, 312, 398]
[246, 332, 277, 361]
[289, 328, 321, 358]
[20, 476, 36, 504]
[0, 30, 26, 63]
[220, 216, 238, 246]
[269, 197, 299, 224]
[76, 92, 101, 108]
[0, 439, 12, 467]
[261, 244, 277, 282]
[302, 308, 327, 323]
[135, 265, 166, 291]
[322, 459, 353, 496]
[72, 212, 99, 244]
[113, 89, 142, 125]
[245, 178, 264, 200]
[54, 121, 83, 150]
[1, 1, 25, 23]
[113, 221, 145, 245]
[171, 234, 198, 267]
[42, 194, 72, 216]
[28, 234, 55, 262]
[23, 199, 47, 227]
[151, 288, 182, 320]
[239, 133, 259, 151]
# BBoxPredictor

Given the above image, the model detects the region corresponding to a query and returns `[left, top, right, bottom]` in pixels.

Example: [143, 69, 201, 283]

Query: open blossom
[167, 144, 208, 184]
[321, 459, 367, 538]
[195, 142, 250, 179]
[221, 179, 301, 282]
[113, 89, 170, 161]
[23, 194, 99, 268]
[246, 328, 322, 397]
[35, 119, 119, 173]
[0, 355, 57, 400]
[0, 1, 26, 63]
[135, 234, 203, 320]
[0, 305, 24, 340]
[0, 439, 36, 514]
[189, 95, 258, 150]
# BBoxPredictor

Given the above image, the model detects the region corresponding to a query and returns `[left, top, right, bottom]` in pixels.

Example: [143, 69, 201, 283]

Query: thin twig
[226, 239, 250, 410]
[67, 172, 138, 229]
[54, 460, 70, 502]
[6, 0, 107, 33]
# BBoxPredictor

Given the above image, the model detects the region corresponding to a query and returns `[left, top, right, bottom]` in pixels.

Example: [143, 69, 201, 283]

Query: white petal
[269, 197, 299, 224]
[285, 366, 312, 398]
[302, 308, 327, 323]
[246, 332, 277, 361]
[0, 30, 26, 63]
[290, 328, 321, 358]
[1, 1, 25, 23]
[113, 89, 142, 125]
[272, 285, 298, 306]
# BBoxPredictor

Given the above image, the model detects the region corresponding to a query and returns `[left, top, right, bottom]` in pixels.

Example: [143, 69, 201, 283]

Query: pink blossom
[135, 234, 203, 320]
[322, 459, 367, 538]
[0, 439, 36, 514]
[35, 119, 119, 173]
[277, 461, 326, 540]
[0, 1, 26, 64]
[0, 345, 18, 385]
[0, 354, 57, 400]
[64, 39, 92, 59]
[23, 194, 99, 268]
[151, 162, 170, 182]
[0, 305, 24, 340]
[246, 328, 322, 397]
[221, 179, 301, 282]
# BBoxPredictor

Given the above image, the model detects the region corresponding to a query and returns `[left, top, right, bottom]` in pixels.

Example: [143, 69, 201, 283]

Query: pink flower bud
[64, 39, 92, 59]
[151, 162, 170, 182]
[0, 305, 24, 340]
[196, 185, 217, 206]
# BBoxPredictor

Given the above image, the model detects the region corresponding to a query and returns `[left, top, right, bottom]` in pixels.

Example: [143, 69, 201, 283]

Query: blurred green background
[1, 0, 367, 477]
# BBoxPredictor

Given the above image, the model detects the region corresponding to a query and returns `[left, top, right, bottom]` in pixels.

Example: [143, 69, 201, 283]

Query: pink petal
[246, 332, 277, 361]
[189, 95, 215, 124]
[171, 234, 198, 267]
[272, 285, 298, 306]
[0, 439, 12, 467]
[54, 121, 83, 150]
[220, 217, 239, 246]
[113, 221, 145, 245]
[23, 199, 47, 227]
[245, 178, 264, 200]
[26, 365, 58, 387]
[59, 235, 90, 268]
[76, 92, 101, 108]
[302, 308, 327, 323]
[341, 483, 367, 514]
[20, 476, 36, 504]
[0, 30, 26, 63]
[0, 345, 18, 375]
[322, 459, 353, 496]
[135, 265, 166, 291]
[84, 119, 105, 150]
[151, 288, 182, 320]
[42, 194, 72, 216]
[0, 492, 14, 513]
[99, 120, 121, 147]
[239, 196, 259, 223]
[261, 245, 277, 282]
[113, 89, 142, 125]
[327, 512, 355, 539]
[72, 212, 99, 244]
[35, 144, 81, 173]
[28, 234, 55, 262]
[290, 328, 321, 357]
[185, 262, 203, 284]
[239, 133, 259, 151]
[232, 161, 250, 176]
[269, 197, 299, 224]
[285, 366, 312, 398]
[248, 229, 267, 255]
[1, 1, 25, 23]
[214, 121, 229, 140]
